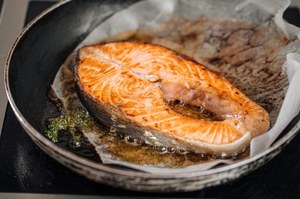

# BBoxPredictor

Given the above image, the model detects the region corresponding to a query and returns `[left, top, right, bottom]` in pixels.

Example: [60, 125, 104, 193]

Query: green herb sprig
[45, 109, 92, 143]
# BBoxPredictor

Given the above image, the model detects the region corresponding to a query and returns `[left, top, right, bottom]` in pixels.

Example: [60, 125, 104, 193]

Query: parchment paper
[59, 0, 300, 173]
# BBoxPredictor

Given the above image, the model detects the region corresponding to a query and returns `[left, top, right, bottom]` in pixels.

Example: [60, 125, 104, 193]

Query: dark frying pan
[4, 0, 300, 192]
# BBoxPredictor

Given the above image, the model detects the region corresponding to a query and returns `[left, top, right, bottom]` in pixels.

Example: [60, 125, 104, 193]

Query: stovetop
[1, 1, 300, 198]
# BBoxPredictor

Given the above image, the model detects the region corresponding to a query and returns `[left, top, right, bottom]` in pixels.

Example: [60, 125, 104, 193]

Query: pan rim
[4, 0, 300, 180]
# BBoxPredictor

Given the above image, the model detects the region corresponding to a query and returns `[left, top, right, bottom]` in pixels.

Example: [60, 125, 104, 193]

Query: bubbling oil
[101, 130, 249, 167]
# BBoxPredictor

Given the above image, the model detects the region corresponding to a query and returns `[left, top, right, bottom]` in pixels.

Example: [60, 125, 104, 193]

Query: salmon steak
[75, 41, 270, 155]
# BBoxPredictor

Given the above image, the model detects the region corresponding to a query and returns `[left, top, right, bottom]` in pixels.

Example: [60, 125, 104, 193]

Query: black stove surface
[1, 1, 300, 198]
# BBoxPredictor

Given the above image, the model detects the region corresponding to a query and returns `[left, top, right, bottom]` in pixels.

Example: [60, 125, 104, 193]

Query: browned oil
[77, 119, 249, 167]
[98, 132, 249, 167]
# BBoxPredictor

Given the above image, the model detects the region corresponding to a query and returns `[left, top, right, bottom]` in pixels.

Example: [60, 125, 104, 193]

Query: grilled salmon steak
[75, 42, 270, 155]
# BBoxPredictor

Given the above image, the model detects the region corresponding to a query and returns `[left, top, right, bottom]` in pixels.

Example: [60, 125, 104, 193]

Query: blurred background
[292, 0, 300, 7]
[0, 0, 300, 198]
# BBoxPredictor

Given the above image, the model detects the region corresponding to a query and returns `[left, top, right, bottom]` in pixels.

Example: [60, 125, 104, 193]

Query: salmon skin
[75, 41, 270, 155]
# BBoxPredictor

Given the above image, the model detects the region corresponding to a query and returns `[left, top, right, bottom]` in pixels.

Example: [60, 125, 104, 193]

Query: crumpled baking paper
[61, 0, 300, 173]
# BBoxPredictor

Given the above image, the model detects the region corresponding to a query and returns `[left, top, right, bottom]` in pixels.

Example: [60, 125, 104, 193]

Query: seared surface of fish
[75, 42, 269, 155]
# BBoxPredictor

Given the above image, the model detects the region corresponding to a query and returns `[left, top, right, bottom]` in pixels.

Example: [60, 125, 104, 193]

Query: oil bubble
[232, 152, 239, 158]
[220, 152, 230, 159]
[134, 138, 144, 145]
[167, 147, 175, 153]
[156, 146, 167, 153]
[110, 126, 117, 133]
[115, 133, 124, 140]
[200, 153, 207, 159]
[126, 136, 135, 143]
[179, 148, 188, 154]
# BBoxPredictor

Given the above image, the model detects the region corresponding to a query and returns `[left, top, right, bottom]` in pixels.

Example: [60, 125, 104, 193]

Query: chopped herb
[45, 108, 93, 143]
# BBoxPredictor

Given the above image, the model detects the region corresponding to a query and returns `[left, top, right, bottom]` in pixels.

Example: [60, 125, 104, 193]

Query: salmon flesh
[75, 42, 270, 155]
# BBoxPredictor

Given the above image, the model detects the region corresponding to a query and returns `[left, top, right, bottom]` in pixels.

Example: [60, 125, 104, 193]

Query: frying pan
[4, 0, 300, 192]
